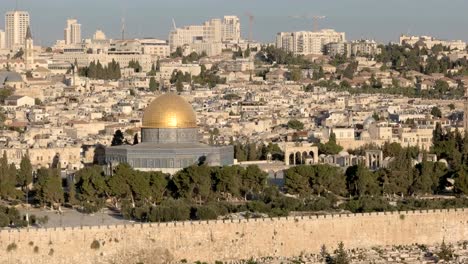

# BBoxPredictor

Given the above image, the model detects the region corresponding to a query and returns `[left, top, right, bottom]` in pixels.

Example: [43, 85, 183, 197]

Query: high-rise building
[276, 29, 346, 55]
[0, 30, 5, 49]
[169, 16, 241, 53]
[93, 30, 106, 40]
[24, 26, 34, 70]
[64, 19, 82, 45]
[222, 16, 241, 42]
[5, 11, 30, 50]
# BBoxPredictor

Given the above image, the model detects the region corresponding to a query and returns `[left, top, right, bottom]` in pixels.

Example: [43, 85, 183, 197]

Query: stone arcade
[105, 93, 234, 174]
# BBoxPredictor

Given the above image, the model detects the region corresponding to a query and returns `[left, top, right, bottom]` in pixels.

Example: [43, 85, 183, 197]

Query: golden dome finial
[142, 94, 197, 129]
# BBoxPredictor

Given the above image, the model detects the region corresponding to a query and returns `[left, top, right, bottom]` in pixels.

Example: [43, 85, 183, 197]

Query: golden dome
[142, 94, 197, 129]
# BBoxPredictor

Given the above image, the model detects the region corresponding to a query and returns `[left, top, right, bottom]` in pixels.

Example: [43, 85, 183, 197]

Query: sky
[1, 0, 468, 46]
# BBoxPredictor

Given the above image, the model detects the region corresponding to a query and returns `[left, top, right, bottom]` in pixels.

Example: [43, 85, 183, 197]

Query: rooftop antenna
[172, 18, 177, 31]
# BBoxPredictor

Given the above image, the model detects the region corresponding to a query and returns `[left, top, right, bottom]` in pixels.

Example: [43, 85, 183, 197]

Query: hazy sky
[1, 0, 468, 46]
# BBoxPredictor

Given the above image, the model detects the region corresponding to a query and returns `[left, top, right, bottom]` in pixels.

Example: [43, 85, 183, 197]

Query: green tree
[345, 164, 379, 197]
[333, 242, 350, 264]
[128, 60, 142, 73]
[287, 119, 304, 130]
[247, 143, 259, 161]
[111, 130, 125, 146]
[437, 241, 454, 261]
[133, 133, 139, 145]
[343, 61, 358, 79]
[213, 166, 241, 197]
[430, 106, 442, 118]
[34, 168, 64, 206]
[289, 68, 302, 81]
[454, 169, 468, 194]
[318, 132, 344, 155]
[74, 166, 107, 211]
[241, 165, 267, 197]
[17, 155, 33, 188]
[0, 152, 16, 199]
[175, 80, 184, 92]
[149, 77, 159, 92]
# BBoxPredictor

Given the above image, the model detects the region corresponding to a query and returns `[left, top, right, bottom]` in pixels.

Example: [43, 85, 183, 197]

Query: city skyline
[1, 0, 468, 45]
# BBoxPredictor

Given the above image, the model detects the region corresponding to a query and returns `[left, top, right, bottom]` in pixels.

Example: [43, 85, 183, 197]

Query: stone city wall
[0, 208, 467, 264]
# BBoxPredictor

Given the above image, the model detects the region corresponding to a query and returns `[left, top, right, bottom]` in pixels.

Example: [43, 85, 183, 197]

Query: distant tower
[464, 86, 468, 132]
[24, 26, 34, 70]
[5, 10, 30, 50]
[64, 19, 82, 45]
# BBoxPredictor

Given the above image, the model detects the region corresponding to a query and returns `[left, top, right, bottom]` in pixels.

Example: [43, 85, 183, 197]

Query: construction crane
[312, 16, 326, 32]
[290, 14, 326, 32]
[245, 12, 254, 42]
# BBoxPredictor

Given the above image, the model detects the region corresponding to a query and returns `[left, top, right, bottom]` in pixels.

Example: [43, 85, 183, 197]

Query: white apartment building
[400, 35, 466, 51]
[325, 42, 350, 57]
[5, 11, 30, 50]
[351, 39, 381, 56]
[276, 29, 346, 55]
[326, 39, 381, 57]
[137, 38, 170, 58]
[64, 19, 82, 45]
[169, 16, 241, 55]
[0, 30, 5, 49]
[222, 16, 241, 42]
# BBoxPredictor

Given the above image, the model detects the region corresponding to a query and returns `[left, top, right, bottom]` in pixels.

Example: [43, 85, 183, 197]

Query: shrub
[48, 248, 54, 256]
[148, 200, 190, 222]
[6, 243, 17, 252]
[33, 246, 39, 253]
[91, 240, 100, 250]
[192, 205, 218, 220]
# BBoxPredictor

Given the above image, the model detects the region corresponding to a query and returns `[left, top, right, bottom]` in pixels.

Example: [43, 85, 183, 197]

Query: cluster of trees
[287, 119, 304, 130]
[192, 65, 226, 88]
[342, 61, 358, 79]
[182, 51, 207, 64]
[70, 163, 269, 221]
[0, 88, 13, 104]
[128, 60, 142, 73]
[78, 60, 122, 80]
[148, 77, 159, 92]
[432, 125, 468, 194]
[256, 45, 311, 67]
[147, 61, 160, 76]
[330, 78, 463, 100]
[234, 142, 284, 162]
[376, 43, 468, 76]
[232, 46, 250, 59]
[0, 153, 32, 200]
[318, 132, 344, 155]
[170, 65, 226, 90]
[285, 133, 468, 198]
[0, 206, 25, 227]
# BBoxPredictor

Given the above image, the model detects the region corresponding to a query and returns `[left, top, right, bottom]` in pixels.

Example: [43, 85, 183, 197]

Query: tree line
[285, 129, 468, 197]
[78, 59, 122, 80]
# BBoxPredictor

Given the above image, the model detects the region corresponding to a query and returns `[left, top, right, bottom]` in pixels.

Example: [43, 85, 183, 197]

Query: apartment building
[168, 16, 241, 55]
[276, 29, 346, 55]
[5, 10, 30, 49]
[64, 19, 82, 45]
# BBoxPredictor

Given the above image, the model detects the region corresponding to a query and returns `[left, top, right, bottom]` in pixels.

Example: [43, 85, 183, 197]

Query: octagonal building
[105, 93, 234, 174]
